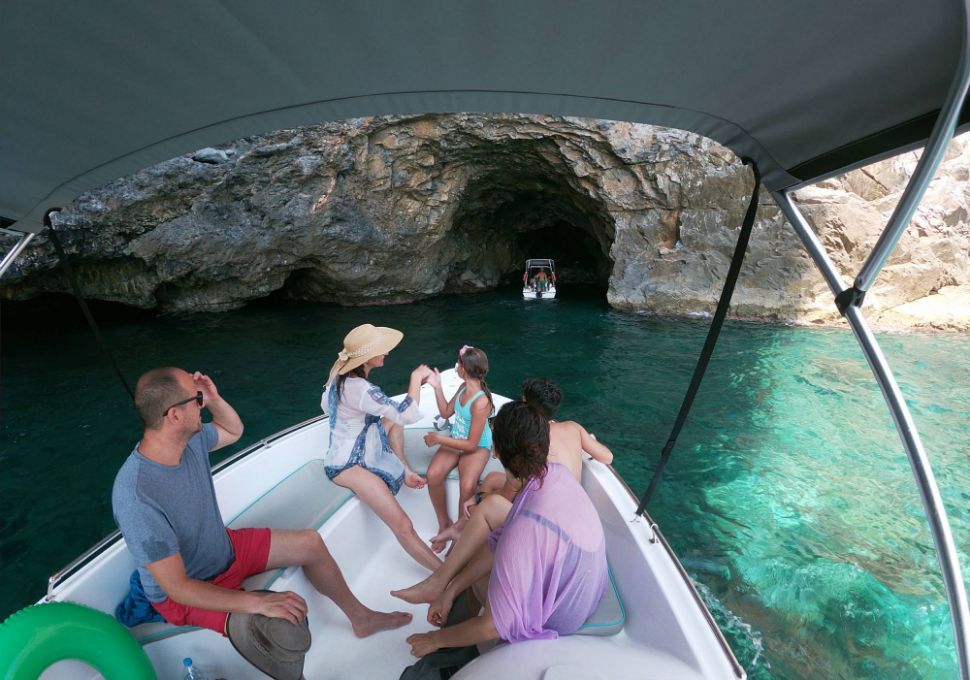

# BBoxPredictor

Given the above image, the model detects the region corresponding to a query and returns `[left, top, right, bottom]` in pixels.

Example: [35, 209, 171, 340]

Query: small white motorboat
[522, 259, 557, 300]
[33, 369, 742, 679]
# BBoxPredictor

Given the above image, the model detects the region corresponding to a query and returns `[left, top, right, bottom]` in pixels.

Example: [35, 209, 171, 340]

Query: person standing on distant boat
[111, 367, 410, 651]
[422, 345, 495, 553]
[534, 268, 549, 292]
[322, 324, 443, 571]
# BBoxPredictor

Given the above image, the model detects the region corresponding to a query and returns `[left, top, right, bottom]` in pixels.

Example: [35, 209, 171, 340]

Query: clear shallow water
[2, 286, 968, 679]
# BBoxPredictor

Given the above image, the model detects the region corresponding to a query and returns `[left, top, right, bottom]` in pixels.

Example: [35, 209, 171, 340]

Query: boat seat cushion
[575, 566, 625, 636]
[131, 459, 352, 645]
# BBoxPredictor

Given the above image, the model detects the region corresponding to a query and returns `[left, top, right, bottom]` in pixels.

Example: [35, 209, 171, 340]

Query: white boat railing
[606, 464, 745, 679]
[210, 414, 328, 474]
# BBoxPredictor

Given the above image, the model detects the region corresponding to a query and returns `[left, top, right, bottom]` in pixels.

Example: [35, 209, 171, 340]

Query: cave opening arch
[445, 144, 615, 291]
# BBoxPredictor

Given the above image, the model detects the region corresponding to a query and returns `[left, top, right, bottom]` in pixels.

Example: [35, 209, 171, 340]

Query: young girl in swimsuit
[422, 345, 494, 553]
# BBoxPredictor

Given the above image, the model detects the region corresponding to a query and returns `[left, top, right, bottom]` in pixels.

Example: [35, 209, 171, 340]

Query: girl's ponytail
[458, 346, 493, 414]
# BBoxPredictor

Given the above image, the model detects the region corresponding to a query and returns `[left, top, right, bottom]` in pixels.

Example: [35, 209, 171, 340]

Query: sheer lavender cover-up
[487, 463, 607, 642]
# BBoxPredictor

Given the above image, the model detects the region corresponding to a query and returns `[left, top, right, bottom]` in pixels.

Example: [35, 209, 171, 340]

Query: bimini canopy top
[2, 0, 968, 233]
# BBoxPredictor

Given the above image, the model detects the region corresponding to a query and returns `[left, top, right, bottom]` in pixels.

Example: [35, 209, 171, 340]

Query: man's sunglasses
[165, 391, 204, 415]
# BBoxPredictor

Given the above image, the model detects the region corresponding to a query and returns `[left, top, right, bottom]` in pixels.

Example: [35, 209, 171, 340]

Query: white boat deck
[134, 459, 710, 679]
[39, 375, 742, 679]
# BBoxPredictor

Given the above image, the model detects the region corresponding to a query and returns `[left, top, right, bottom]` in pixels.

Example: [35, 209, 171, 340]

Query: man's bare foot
[429, 524, 461, 553]
[427, 592, 454, 627]
[391, 576, 443, 604]
[352, 609, 413, 638]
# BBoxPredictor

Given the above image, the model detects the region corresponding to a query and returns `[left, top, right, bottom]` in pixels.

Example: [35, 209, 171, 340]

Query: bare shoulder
[471, 394, 491, 413]
[553, 420, 586, 434]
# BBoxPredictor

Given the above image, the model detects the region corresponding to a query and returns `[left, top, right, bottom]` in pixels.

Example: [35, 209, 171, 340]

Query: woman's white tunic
[321, 376, 422, 493]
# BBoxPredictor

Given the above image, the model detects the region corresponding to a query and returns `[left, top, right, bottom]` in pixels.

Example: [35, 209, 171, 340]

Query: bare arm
[427, 397, 489, 452]
[408, 604, 499, 657]
[427, 369, 455, 418]
[194, 372, 243, 450]
[146, 553, 307, 624]
[407, 365, 432, 403]
[578, 423, 613, 464]
[360, 366, 430, 427]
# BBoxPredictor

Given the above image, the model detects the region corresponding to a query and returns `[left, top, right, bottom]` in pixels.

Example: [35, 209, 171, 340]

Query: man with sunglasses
[111, 367, 412, 650]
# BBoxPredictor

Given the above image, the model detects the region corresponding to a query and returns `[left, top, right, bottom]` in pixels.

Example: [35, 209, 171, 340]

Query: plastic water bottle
[182, 657, 209, 680]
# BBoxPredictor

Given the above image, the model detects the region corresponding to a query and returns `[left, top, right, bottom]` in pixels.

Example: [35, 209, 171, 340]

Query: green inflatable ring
[0, 602, 155, 680]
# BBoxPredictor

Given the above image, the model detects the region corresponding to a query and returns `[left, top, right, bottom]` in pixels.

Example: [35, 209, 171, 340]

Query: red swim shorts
[153, 527, 272, 635]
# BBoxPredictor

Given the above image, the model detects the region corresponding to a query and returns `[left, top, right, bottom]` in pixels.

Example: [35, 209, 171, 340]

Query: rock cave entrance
[449, 156, 614, 290]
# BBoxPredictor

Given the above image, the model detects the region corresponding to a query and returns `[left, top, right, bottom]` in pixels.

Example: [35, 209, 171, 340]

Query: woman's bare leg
[384, 418, 405, 457]
[333, 466, 442, 572]
[428, 544, 494, 627]
[267, 529, 412, 637]
[384, 419, 425, 488]
[392, 493, 511, 604]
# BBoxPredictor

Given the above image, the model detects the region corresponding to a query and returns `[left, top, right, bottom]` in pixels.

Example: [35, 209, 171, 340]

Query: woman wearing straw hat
[322, 324, 443, 571]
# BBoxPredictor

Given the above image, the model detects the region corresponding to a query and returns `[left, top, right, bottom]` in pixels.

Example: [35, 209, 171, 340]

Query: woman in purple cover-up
[405, 400, 607, 657]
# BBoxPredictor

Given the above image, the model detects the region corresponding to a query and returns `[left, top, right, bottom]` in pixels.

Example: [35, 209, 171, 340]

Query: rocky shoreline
[3, 114, 968, 331]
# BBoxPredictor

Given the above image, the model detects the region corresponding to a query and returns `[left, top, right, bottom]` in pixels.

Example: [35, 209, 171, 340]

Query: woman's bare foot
[429, 524, 461, 553]
[391, 575, 444, 604]
[351, 609, 413, 638]
[427, 591, 454, 627]
[404, 469, 426, 489]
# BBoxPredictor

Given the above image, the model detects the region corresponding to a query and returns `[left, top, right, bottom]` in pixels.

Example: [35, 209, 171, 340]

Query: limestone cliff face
[3, 114, 968, 330]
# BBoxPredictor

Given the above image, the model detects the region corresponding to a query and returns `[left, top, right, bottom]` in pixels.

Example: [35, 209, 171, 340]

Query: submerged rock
[2, 114, 968, 330]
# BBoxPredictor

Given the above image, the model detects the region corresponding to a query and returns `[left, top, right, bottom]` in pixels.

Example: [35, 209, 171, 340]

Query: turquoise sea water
[2, 286, 968, 679]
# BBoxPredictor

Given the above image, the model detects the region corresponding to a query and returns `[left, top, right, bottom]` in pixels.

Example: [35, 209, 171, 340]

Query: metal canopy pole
[855, 0, 970, 294]
[774, 190, 970, 680]
[0, 227, 36, 279]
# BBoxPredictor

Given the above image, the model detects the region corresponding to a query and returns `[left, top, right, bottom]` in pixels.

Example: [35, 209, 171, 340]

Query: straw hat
[226, 611, 311, 680]
[326, 323, 404, 385]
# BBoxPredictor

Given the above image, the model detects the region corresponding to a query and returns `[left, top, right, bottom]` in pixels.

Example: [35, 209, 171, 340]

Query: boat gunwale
[598, 462, 745, 679]
[43, 411, 743, 678]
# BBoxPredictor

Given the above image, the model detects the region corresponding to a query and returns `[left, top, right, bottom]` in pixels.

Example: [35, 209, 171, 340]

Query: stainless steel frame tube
[0, 229, 35, 279]
[855, 1, 970, 293]
[773, 189, 970, 680]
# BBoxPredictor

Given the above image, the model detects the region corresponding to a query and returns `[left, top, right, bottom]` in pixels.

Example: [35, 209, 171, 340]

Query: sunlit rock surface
[3, 114, 968, 330]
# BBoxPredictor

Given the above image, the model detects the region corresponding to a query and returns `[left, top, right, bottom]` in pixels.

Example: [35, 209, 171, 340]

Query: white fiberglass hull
[37, 371, 742, 679]
[522, 286, 557, 300]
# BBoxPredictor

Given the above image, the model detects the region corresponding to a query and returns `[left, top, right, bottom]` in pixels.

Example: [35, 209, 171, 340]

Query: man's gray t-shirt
[112, 423, 233, 602]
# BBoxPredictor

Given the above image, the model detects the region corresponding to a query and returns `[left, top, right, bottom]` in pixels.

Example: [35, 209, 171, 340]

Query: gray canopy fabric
[2, 0, 967, 233]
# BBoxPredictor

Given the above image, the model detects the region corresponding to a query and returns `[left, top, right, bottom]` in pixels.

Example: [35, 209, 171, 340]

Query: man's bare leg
[267, 530, 412, 637]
